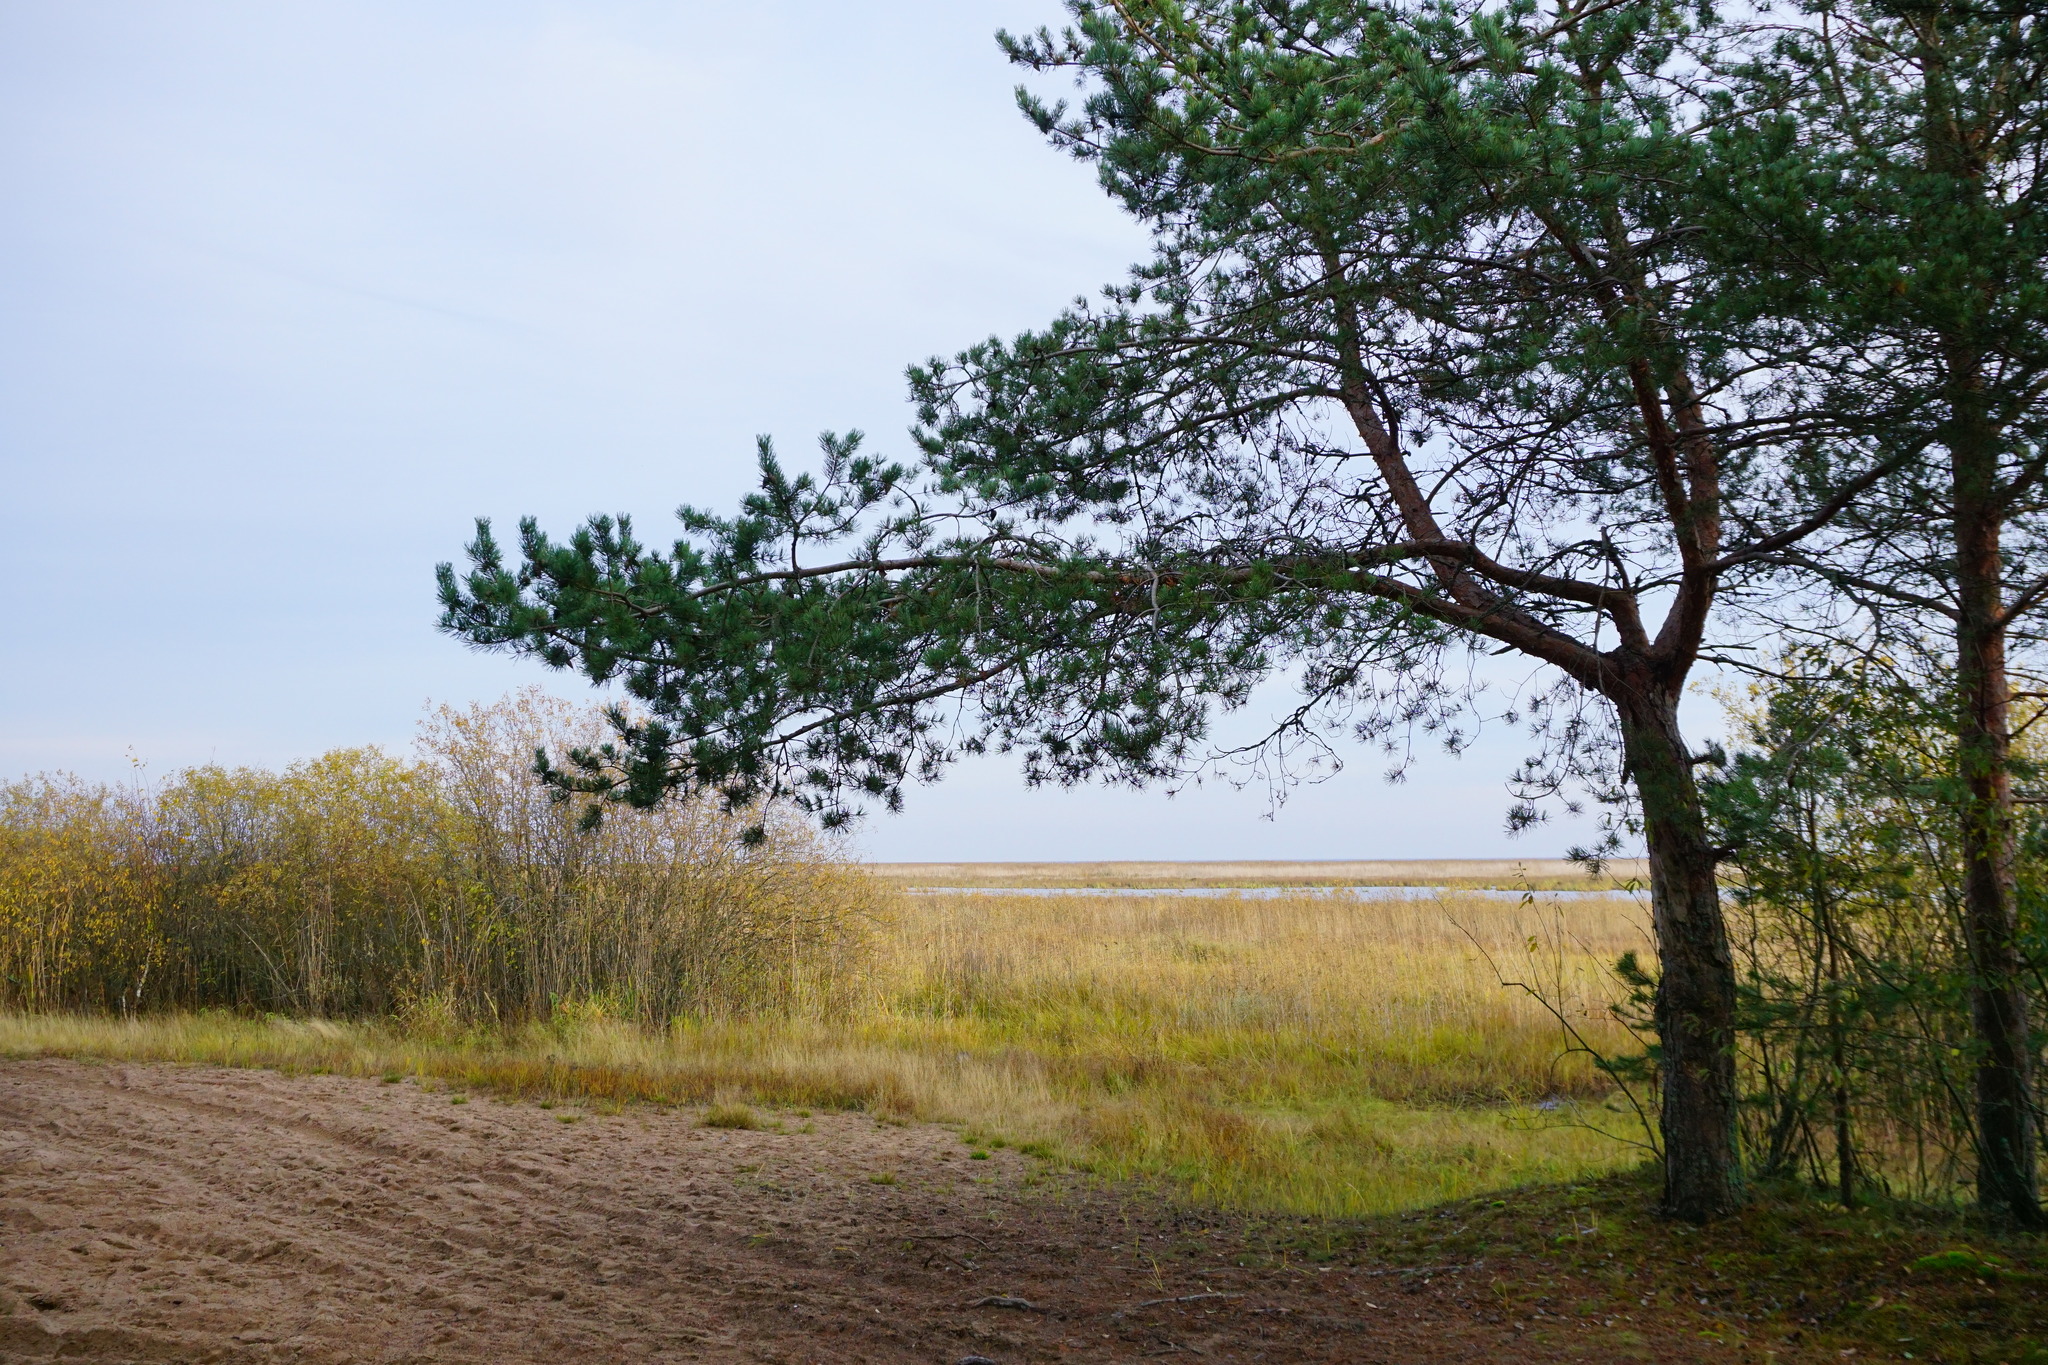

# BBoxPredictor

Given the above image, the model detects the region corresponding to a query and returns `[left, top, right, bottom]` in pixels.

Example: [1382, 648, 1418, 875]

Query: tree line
[437, 0, 2045, 1225]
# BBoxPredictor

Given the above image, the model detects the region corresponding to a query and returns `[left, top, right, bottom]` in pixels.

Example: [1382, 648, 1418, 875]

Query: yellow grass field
[0, 884, 1656, 1218]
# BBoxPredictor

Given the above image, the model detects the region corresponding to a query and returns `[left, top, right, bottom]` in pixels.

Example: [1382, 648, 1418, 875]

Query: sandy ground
[2, 1058, 1721, 1364]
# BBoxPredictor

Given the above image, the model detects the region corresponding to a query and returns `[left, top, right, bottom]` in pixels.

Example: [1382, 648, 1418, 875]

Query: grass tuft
[701, 1101, 761, 1130]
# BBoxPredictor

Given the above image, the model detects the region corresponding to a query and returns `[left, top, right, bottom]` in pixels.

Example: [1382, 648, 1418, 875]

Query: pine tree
[1704, 0, 2048, 1225]
[440, 0, 1912, 1221]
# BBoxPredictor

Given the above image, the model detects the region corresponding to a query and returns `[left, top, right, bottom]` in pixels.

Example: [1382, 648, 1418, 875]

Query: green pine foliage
[437, 1, 1808, 828]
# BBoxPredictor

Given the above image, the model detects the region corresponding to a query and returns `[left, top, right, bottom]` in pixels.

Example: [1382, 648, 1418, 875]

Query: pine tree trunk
[1913, 13, 2046, 1229]
[1951, 400, 2045, 1227]
[1616, 681, 1744, 1221]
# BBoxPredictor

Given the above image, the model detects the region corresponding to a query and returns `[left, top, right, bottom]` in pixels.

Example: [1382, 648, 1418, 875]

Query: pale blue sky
[1, 1, 1604, 860]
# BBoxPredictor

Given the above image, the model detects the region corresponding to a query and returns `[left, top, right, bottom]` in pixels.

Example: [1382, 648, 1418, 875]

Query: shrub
[0, 690, 883, 1023]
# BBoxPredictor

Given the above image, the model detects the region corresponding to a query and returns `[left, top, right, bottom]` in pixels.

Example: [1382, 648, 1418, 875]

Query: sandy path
[1, 1058, 1715, 1364]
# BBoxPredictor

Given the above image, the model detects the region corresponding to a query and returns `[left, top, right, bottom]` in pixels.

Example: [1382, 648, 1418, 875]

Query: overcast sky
[0, 0, 1632, 861]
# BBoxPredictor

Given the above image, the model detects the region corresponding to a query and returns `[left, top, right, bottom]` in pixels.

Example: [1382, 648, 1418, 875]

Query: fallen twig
[1361, 1262, 1482, 1277]
[906, 1233, 990, 1248]
[965, 1295, 1046, 1312]
[1110, 1291, 1244, 1322]
[1129, 1292, 1242, 1311]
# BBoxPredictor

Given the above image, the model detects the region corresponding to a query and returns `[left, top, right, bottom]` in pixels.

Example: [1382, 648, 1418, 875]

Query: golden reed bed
[3, 884, 1655, 1218]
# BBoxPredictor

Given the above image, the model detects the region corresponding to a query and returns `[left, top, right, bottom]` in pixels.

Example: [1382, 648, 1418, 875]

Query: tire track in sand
[1, 1058, 1741, 1363]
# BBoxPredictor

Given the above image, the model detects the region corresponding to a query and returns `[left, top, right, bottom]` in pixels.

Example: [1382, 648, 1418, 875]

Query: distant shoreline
[864, 857, 1648, 892]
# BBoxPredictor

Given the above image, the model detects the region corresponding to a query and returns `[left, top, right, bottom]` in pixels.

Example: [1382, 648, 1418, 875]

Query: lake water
[903, 884, 1644, 901]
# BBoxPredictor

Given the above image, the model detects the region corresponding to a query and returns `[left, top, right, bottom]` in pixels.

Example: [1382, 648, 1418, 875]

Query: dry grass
[866, 888, 1655, 1213]
[877, 888, 1647, 1103]
[0, 886, 1653, 1219]
[868, 858, 1650, 890]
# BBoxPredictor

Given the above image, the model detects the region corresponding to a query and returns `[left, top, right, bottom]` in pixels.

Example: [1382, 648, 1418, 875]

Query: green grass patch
[1299, 1170, 2048, 1363]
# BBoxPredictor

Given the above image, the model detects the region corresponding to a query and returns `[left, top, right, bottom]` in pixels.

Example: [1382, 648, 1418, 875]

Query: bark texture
[1616, 679, 1744, 1221]
[1950, 390, 2045, 1227]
